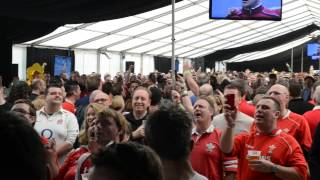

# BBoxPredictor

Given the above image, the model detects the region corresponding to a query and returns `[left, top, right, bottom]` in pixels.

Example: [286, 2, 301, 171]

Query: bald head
[93, 92, 112, 107]
[314, 86, 320, 105]
[89, 90, 103, 103]
[267, 84, 290, 113]
[199, 84, 213, 96]
[197, 73, 210, 86]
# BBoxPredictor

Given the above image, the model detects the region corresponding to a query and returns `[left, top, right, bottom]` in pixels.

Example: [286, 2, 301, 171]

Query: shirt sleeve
[298, 116, 312, 152]
[57, 149, 77, 179]
[286, 136, 308, 180]
[223, 156, 238, 172]
[65, 113, 79, 145]
[224, 133, 247, 158]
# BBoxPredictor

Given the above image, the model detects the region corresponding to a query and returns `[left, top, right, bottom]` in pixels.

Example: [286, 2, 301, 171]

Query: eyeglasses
[94, 98, 108, 103]
[268, 91, 285, 96]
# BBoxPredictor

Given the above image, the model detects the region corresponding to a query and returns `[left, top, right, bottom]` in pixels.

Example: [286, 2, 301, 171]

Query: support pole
[97, 50, 101, 74]
[171, 0, 176, 87]
[301, 48, 303, 73]
[120, 52, 124, 73]
[291, 48, 294, 73]
[140, 54, 143, 75]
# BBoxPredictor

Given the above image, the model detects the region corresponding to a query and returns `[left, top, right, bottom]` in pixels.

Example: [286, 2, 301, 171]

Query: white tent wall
[12, 45, 27, 80]
[141, 54, 155, 75]
[74, 49, 98, 75]
[121, 53, 155, 76]
[98, 51, 121, 78]
[75, 49, 155, 77]
[12, 45, 168, 80]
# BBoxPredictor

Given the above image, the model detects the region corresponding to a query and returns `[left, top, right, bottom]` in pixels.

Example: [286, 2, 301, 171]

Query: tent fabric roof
[20, 0, 320, 59]
[224, 30, 320, 63]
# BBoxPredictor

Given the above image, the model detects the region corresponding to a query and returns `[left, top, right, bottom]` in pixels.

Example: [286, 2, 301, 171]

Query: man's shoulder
[304, 109, 320, 117]
[289, 111, 307, 122]
[278, 131, 301, 150]
[61, 108, 77, 119]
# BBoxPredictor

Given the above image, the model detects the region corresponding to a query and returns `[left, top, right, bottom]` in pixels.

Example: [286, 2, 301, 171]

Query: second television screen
[210, 0, 282, 21]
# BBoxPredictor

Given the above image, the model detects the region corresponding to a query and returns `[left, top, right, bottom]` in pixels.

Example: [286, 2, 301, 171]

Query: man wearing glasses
[92, 91, 112, 107]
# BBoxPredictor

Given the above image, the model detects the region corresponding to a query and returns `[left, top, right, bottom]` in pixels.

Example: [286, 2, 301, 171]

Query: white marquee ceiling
[21, 0, 320, 60]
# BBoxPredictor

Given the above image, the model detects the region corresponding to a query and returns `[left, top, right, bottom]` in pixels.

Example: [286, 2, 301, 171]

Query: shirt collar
[313, 105, 320, 110]
[282, 109, 291, 119]
[192, 124, 214, 135]
[39, 106, 63, 115]
[254, 128, 282, 137]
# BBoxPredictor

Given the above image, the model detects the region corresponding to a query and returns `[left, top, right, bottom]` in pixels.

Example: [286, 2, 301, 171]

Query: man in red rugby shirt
[221, 96, 307, 180]
[303, 86, 320, 139]
[266, 84, 312, 156]
[191, 96, 227, 180]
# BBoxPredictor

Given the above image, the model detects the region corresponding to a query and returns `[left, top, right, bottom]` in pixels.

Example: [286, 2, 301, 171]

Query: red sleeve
[223, 156, 238, 172]
[285, 136, 308, 180]
[224, 133, 247, 158]
[62, 102, 76, 114]
[56, 150, 79, 180]
[297, 116, 312, 151]
[40, 136, 49, 145]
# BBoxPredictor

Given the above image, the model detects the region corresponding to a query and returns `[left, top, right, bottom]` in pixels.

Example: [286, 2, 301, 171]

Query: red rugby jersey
[226, 129, 307, 180]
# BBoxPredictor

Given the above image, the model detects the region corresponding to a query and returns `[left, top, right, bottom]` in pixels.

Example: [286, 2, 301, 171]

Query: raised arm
[220, 106, 237, 153]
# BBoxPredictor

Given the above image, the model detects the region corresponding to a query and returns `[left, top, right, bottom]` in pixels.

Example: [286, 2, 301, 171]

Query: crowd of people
[0, 65, 320, 180]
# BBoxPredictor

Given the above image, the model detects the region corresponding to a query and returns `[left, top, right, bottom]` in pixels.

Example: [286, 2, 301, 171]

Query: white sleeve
[65, 112, 79, 145]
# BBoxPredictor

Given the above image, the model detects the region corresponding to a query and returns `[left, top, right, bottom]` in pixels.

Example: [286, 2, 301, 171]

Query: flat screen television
[209, 0, 282, 21]
[307, 43, 320, 61]
[54, 55, 72, 78]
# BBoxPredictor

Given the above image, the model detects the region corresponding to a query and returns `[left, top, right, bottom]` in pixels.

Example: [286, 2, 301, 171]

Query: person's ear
[274, 110, 281, 119]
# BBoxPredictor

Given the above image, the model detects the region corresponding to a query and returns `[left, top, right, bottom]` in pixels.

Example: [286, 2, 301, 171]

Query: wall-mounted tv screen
[210, 0, 282, 21]
[307, 43, 320, 61]
[54, 55, 72, 78]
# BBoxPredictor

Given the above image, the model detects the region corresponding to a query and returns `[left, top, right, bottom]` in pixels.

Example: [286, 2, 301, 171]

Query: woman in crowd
[110, 95, 125, 113]
[57, 104, 127, 180]
[56, 103, 104, 180]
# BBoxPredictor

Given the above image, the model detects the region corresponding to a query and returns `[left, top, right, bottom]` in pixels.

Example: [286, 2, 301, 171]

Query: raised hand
[224, 104, 237, 128]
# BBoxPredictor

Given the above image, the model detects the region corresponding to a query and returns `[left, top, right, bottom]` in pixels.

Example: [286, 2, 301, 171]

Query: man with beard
[34, 83, 79, 163]
[221, 96, 307, 180]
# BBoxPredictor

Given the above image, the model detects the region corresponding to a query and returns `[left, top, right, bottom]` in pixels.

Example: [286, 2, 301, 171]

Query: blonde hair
[32, 95, 46, 110]
[78, 103, 105, 145]
[213, 94, 224, 113]
[110, 95, 125, 112]
[118, 113, 130, 142]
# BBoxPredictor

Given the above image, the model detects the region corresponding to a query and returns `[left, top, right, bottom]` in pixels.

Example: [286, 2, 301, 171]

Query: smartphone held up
[225, 94, 235, 110]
